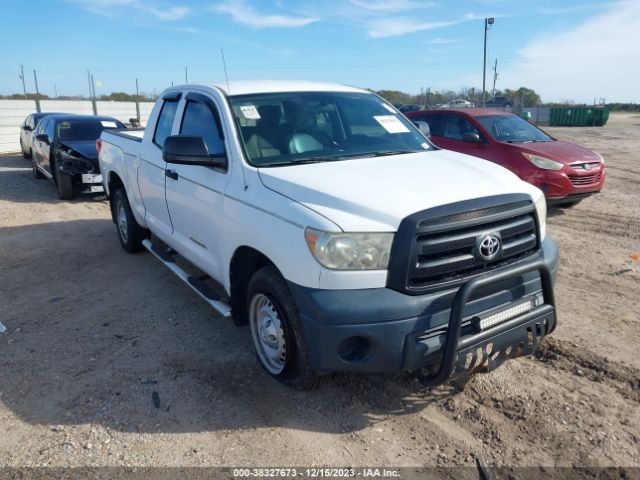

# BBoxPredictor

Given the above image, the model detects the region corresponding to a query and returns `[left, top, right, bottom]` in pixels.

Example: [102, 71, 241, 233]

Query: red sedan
[406, 109, 605, 206]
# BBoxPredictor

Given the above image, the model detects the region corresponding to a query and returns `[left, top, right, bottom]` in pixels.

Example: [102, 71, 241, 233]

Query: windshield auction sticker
[101, 121, 118, 128]
[240, 105, 261, 120]
[373, 115, 410, 133]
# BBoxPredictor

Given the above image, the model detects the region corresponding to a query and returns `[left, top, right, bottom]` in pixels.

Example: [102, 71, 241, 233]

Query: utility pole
[185, 67, 188, 84]
[491, 59, 498, 98]
[33, 70, 41, 112]
[482, 17, 494, 107]
[135, 78, 141, 123]
[89, 72, 97, 115]
[54, 84, 58, 98]
[87, 70, 93, 99]
[19, 65, 27, 99]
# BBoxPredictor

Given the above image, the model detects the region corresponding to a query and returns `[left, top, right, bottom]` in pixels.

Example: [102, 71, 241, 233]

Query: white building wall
[0, 99, 155, 154]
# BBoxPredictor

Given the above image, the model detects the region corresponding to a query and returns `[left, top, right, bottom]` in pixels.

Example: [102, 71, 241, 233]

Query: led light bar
[472, 298, 535, 332]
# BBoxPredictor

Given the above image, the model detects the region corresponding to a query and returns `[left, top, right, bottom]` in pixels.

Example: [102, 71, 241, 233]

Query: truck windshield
[229, 92, 431, 167]
[475, 114, 552, 143]
[57, 119, 124, 142]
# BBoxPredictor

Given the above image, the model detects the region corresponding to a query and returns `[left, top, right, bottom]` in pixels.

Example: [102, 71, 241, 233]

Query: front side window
[229, 91, 431, 167]
[442, 114, 482, 141]
[476, 114, 552, 143]
[179, 101, 225, 155]
[35, 118, 47, 135]
[153, 100, 179, 148]
[45, 119, 55, 140]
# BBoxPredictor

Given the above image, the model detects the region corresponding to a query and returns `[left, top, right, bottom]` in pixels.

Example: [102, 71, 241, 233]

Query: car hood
[60, 140, 98, 161]
[513, 140, 600, 165]
[258, 150, 541, 231]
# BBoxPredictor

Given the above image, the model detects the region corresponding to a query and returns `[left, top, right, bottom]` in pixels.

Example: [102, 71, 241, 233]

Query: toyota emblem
[476, 233, 502, 262]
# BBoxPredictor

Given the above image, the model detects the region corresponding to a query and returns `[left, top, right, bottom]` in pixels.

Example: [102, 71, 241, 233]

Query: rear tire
[113, 188, 149, 253]
[32, 156, 45, 179]
[247, 266, 319, 390]
[54, 158, 74, 200]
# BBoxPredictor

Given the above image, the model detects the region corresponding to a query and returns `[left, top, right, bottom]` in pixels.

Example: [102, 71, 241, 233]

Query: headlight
[534, 193, 547, 240]
[522, 152, 563, 171]
[304, 228, 394, 270]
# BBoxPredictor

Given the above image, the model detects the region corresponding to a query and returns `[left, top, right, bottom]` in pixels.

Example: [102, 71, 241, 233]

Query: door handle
[165, 169, 179, 180]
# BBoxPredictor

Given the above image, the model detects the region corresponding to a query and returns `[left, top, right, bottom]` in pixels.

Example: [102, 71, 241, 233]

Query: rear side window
[179, 101, 225, 155]
[153, 100, 179, 148]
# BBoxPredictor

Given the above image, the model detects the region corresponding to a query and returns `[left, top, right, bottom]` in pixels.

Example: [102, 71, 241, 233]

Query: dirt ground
[0, 113, 638, 476]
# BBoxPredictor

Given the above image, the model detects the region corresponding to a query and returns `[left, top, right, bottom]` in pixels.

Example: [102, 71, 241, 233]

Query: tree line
[0, 92, 157, 102]
[1, 88, 637, 111]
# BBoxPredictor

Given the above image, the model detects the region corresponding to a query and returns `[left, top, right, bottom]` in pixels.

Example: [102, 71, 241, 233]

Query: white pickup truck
[99, 80, 558, 388]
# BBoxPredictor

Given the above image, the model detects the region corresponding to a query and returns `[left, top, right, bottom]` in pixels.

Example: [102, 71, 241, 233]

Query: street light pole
[482, 17, 494, 107]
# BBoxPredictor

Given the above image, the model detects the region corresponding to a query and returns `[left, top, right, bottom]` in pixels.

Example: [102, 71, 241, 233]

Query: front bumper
[58, 157, 103, 193]
[287, 236, 559, 382]
[531, 166, 605, 200]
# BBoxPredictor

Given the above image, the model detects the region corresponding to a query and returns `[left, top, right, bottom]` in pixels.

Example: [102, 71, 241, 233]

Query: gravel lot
[0, 113, 638, 476]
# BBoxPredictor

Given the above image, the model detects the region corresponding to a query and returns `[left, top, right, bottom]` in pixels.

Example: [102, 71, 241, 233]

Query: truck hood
[258, 150, 540, 231]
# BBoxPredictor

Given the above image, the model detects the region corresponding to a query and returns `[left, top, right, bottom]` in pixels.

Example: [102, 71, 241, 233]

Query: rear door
[164, 91, 230, 280]
[138, 92, 181, 242]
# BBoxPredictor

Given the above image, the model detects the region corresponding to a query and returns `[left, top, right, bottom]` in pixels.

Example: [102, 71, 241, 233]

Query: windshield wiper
[259, 157, 335, 167]
[371, 149, 422, 157]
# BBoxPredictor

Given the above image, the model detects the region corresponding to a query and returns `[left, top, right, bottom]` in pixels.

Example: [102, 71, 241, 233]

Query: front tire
[112, 188, 149, 253]
[32, 156, 45, 179]
[53, 157, 74, 200]
[247, 266, 318, 389]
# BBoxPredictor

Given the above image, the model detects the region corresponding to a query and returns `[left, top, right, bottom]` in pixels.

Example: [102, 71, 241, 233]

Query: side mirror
[162, 135, 226, 168]
[463, 132, 482, 143]
[35, 133, 49, 144]
[23, 125, 33, 132]
[413, 121, 430, 138]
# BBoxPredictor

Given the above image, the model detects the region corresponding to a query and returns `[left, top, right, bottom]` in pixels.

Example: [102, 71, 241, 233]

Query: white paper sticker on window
[101, 121, 118, 128]
[373, 115, 410, 134]
[240, 105, 261, 120]
[421, 142, 430, 150]
[381, 103, 396, 113]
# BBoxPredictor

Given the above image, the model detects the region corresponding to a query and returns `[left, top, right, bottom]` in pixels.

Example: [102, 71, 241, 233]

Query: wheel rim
[249, 293, 287, 375]
[117, 201, 128, 242]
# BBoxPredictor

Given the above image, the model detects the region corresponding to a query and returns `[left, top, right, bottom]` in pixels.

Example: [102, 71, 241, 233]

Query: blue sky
[1, 0, 638, 102]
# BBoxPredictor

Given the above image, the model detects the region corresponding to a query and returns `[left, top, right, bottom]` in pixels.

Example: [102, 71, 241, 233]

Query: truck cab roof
[172, 80, 368, 96]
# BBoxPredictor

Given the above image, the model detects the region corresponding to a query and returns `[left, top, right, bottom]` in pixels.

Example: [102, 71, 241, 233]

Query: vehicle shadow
[0, 155, 107, 205]
[0, 218, 457, 435]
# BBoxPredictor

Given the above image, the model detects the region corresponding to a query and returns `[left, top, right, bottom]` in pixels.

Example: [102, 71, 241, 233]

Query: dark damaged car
[31, 115, 125, 199]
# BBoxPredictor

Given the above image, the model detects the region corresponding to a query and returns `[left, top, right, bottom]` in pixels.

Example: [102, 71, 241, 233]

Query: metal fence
[0, 99, 155, 154]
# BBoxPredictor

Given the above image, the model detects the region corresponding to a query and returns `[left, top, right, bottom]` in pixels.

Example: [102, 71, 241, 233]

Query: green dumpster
[549, 106, 609, 126]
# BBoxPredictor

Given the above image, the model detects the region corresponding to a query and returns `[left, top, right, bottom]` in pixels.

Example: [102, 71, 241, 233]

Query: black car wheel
[32, 156, 45, 179]
[53, 157, 74, 200]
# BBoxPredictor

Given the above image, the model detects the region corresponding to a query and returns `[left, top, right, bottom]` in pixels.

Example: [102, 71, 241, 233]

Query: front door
[164, 91, 230, 281]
